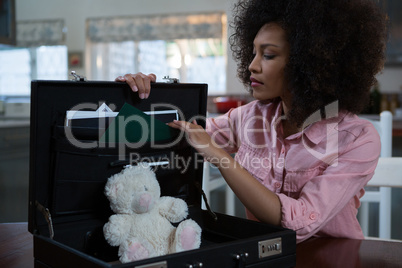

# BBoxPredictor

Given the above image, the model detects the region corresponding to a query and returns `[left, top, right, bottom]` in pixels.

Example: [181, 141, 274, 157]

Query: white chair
[359, 111, 402, 239]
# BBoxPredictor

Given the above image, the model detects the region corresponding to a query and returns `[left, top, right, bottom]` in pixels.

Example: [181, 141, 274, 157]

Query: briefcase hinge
[70, 71, 87, 81]
[35, 201, 54, 239]
[135, 260, 167, 268]
[163, 76, 179, 83]
[195, 181, 217, 221]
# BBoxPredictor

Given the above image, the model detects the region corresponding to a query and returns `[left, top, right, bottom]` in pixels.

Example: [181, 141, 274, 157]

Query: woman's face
[249, 23, 290, 101]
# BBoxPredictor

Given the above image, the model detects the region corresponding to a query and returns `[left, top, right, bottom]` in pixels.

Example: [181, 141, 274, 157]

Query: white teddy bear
[103, 164, 202, 263]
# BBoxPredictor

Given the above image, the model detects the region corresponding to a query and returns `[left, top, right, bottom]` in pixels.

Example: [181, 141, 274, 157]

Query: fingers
[116, 72, 156, 99]
[167, 120, 189, 131]
[167, 120, 203, 133]
[148, 73, 156, 82]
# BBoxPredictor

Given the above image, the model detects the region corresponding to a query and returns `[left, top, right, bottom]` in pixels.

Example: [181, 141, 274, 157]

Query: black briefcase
[28, 79, 296, 268]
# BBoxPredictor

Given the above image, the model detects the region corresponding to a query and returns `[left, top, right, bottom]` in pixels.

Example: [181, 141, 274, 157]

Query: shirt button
[275, 182, 281, 188]
[309, 213, 316, 220]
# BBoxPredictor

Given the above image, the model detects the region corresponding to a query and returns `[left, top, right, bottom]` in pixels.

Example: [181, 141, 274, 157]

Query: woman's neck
[281, 100, 300, 138]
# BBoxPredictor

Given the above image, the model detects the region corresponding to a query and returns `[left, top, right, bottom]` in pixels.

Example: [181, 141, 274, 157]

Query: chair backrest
[368, 157, 402, 188]
[361, 111, 400, 189]
[359, 111, 394, 239]
[361, 111, 402, 188]
[365, 111, 392, 158]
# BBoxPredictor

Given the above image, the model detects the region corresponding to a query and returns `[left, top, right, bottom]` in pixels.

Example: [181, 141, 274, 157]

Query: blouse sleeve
[277, 124, 381, 242]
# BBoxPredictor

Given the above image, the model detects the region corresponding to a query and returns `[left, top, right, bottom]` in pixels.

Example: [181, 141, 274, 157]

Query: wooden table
[0, 223, 33, 268]
[1, 222, 401, 267]
[296, 236, 402, 268]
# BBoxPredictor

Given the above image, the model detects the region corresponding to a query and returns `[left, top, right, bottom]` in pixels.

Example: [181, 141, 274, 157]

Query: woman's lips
[250, 77, 263, 87]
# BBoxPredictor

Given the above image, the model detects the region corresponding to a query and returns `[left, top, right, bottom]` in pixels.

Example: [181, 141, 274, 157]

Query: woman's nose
[249, 55, 261, 73]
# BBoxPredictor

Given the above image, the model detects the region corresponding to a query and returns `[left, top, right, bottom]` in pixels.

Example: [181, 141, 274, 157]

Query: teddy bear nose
[139, 193, 152, 211]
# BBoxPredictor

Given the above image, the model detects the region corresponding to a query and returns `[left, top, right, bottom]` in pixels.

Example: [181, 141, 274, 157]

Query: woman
[116, 0, 388, 242]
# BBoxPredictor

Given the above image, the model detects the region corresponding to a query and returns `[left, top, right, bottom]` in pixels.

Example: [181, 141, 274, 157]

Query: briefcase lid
[28, 80, 208, 235]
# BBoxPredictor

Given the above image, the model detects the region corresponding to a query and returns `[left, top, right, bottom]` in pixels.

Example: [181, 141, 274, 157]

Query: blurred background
[0, 0, 401, 240]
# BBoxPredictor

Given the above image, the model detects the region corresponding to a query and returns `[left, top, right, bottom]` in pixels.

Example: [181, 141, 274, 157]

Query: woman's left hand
[115, 72, 156, 99]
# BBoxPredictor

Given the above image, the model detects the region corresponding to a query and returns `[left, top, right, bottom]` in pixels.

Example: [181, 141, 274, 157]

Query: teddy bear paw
[120, 241, 149, 263]
[175, 219, 202, 251]
[181, 226, 197, 250]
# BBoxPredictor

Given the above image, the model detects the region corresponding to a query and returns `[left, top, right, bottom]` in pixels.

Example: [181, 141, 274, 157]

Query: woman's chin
[252, 91, 271, 101]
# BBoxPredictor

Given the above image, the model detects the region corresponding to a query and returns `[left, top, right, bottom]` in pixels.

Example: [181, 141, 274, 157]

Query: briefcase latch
[258, 237, 282, 258]
[186, 262, 203, 268]
[233, 252, 249, 268]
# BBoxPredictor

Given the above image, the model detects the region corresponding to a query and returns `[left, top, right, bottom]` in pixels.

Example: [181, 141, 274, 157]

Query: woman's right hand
[115, 72, 156, 99]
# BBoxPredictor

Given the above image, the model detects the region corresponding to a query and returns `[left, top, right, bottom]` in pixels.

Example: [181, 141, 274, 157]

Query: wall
[377, 67, 402, 93]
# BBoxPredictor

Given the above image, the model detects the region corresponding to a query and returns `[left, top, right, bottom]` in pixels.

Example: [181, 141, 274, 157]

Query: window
[0, 19, 67, 96]
[87, 13, 226, 94]
[0, 45, 67, 96]
[89, 39, 225, 93]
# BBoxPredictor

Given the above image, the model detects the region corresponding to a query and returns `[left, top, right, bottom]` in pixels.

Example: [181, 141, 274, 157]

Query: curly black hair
[229, 0, 388, 127]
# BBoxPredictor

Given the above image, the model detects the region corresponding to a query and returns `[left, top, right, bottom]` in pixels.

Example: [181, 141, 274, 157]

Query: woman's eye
[264, 55, 276, 60]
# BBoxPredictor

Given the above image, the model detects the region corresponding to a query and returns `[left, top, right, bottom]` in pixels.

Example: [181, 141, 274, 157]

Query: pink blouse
[206, 100, 380, 243]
